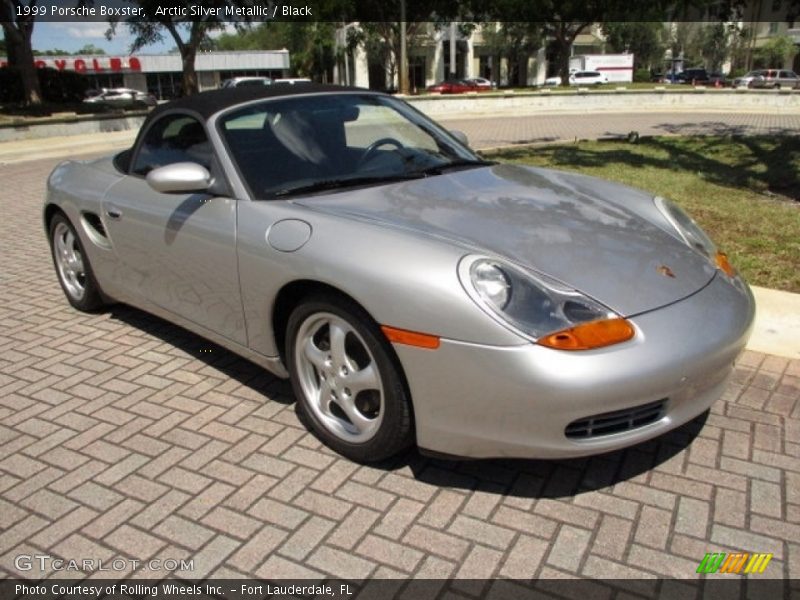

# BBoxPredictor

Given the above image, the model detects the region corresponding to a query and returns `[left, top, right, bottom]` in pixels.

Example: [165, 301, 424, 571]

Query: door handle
[106, 205, 123, 220]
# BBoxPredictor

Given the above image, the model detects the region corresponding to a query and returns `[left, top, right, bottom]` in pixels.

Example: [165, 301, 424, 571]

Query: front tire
[286, 295, 413, 462]
[49, 214, 104, 312]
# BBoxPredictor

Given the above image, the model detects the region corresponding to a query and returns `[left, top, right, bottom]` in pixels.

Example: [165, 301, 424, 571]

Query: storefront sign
[0, 56, 142, 72]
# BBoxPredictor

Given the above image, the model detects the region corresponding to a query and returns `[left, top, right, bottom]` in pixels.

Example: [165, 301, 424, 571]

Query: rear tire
[286, 294, 413, 462]
[49, 214, 104, 312]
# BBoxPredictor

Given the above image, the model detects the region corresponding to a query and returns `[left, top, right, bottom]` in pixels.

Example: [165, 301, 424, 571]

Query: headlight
[460, 256, 634, 350]
[654, 196, 736, 277]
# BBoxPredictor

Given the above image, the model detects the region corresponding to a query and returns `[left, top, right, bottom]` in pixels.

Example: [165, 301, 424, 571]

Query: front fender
[236, 200, 526, 359]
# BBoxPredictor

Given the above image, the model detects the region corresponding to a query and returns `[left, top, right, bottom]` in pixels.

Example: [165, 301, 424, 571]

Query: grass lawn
[485, 135, 800, 293]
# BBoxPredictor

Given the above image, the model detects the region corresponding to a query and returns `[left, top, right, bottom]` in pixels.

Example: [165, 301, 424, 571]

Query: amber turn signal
[715, 251, 736, 278]
[381, 325, 440, 349]
[537, 318, 635, 351]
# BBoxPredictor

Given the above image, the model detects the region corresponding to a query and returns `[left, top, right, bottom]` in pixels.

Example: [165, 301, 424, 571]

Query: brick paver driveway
[1, 153, 798, 586]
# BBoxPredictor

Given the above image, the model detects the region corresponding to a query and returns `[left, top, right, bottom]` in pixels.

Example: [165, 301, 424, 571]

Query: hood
[296, 164, 716, 316]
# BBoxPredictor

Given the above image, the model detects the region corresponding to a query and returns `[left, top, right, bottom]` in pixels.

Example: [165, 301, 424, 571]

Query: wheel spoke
[303, 337, 328, 371]
[316, 378, 333, 416]
[72, 251, 84, 274]
[65, 230, 75, 252]
[346, 363, 379, 395]
[55, 233, 68, 257]
[337, 394, 375, 433]
[328, 320, 349, 370]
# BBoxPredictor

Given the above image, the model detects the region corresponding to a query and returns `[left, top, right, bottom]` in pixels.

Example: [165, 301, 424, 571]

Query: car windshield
[219, 93, 485, 198]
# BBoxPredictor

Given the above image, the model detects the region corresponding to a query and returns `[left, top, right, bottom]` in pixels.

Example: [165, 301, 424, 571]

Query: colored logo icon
[696, 552, 773, 574]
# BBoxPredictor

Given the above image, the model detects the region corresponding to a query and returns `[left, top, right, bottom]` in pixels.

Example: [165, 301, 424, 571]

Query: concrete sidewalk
[749, 287, 800, 359]
[0, 129, 136, 166]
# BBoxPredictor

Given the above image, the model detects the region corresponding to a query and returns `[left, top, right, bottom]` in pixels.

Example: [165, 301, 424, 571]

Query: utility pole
[400, 0, 409, 94]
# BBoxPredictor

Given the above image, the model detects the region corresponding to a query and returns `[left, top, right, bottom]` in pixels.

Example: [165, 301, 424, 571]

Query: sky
[30, 21, 171, 55]
[1, 20, 241, 56]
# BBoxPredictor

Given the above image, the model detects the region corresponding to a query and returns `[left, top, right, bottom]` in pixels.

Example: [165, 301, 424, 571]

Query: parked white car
[83, 88, 156, 108]
[274, 78, 312, 85]
[569, 71, 608, 85]
[543, 76, 562, 86]
[465, 77, 496, 89]
[221, 77, 273, 88]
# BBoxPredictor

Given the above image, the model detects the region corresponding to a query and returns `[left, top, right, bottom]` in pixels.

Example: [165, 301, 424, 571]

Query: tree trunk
[556, 36, 572, 87]
[1, 19, 42, 105]
[181, 49, 199, 96]
[18, 42, 41, 105]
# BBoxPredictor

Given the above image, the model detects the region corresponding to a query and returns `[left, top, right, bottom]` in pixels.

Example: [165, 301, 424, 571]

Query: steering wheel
[358, 137, 405, 168]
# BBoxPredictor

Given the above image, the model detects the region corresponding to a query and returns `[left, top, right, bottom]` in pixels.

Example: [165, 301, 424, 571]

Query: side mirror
[146, 162, 213, 194]
[450, 129, 469, 147]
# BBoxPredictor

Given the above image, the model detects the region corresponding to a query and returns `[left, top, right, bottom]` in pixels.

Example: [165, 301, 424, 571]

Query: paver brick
[104, 524, 166, 561]
[154, 514, 216, 551]
[417, 489, 466, 529]
[714, 488, 747, 528]
[356, 534, 424, 573]
[710, 524, 783, 560]
[547, 525, 592, 571]
[402, 524, 470, 562]
[228, 524, 288, 573]
[591, 515, 633, 561]
[307, 545, 376, 579]
[201, 506, 262, 540]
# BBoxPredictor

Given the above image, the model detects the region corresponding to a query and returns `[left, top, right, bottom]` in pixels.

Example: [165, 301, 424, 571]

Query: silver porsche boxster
[45, 84, 755, 462]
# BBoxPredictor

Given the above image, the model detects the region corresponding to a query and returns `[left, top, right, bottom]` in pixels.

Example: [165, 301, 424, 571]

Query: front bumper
[396, 273, 755, 459]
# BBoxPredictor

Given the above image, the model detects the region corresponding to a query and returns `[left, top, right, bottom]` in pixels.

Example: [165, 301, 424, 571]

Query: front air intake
[565, 399, 667, 439]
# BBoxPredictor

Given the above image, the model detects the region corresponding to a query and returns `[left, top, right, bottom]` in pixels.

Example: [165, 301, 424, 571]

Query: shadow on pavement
[109, 303, 708, 500]
[108, 304, 295, 403]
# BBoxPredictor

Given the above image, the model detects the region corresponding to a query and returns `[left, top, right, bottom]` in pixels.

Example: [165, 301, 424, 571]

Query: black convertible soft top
[116, 83, 372, 174]
[146, 83, 371, 122]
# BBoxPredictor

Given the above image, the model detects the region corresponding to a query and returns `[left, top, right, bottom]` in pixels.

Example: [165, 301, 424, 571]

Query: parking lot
[0, 114, 799, 589]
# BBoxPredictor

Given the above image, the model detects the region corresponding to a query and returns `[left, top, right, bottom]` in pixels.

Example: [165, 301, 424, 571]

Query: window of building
[86, 74, 125, 90]
[146, 72, 183, 100]
[769, 22, 779, 34]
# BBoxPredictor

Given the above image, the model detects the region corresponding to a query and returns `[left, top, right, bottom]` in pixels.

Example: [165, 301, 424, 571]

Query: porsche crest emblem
[657, 265, 676, 278]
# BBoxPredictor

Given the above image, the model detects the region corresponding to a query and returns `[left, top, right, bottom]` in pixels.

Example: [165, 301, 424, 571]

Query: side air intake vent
[565, 399, 666, 439]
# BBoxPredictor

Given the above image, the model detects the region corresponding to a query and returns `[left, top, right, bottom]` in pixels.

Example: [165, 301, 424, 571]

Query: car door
[102, 112, 246, 345]
[779, 71, 798, 88]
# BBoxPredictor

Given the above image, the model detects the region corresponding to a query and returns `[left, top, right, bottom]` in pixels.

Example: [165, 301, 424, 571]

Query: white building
[0, 50, 291, 98]
[333, 23, 605, 90]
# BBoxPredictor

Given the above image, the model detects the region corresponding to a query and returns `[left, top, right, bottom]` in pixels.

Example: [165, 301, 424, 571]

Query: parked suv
[679, 68, 710, 85]
[568, 70, 608, 85]
[748, 69, 799, 89]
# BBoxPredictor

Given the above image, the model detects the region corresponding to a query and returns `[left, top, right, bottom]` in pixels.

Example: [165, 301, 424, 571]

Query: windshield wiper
[412, 158, 495, 176]
[272, 173, 426, 198]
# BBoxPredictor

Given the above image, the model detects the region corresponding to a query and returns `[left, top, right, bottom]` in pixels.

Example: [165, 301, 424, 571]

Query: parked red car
[427, 79, 481, 94]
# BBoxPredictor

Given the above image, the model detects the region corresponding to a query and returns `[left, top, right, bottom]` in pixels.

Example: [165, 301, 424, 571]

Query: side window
[132, 114, 212, 176]
[344, 103, 438, 154]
